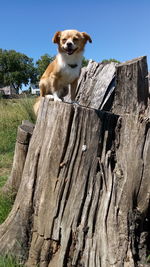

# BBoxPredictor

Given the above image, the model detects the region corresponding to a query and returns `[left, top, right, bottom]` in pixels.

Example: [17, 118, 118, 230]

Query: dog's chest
[61, 64, 80, 83]
[57, 53, 82, 84]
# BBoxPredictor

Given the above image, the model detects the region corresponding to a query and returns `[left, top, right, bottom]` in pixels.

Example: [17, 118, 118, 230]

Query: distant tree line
[0, 49, 119, 93]
[101, 58, 120, 64]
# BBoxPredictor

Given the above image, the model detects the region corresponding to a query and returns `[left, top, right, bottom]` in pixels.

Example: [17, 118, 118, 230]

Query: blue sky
[0, 0, 150, 69]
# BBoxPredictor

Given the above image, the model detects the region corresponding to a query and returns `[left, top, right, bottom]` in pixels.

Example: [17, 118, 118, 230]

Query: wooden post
[0, 57, 149, 267]
[2, 121, 34, 194]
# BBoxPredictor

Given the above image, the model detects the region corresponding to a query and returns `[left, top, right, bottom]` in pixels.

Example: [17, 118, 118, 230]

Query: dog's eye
[73, 37, 78, 42]
[62, 38, 67, 43]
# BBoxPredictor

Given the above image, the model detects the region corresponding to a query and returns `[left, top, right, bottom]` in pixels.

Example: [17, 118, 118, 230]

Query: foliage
[0, 48, 91, 91]
[101, 58, 120, 64]
[0, 49, 37, 93]
[82, 57, 89, 67]
[36, 53, 55, 80]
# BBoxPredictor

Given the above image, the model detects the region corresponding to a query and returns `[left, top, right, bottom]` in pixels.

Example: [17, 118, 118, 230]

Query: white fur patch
[57, 51, 83, 84]
[46, 93, 62, 102]
[45, 94, 54, 100]
[53, 92, 62, 101]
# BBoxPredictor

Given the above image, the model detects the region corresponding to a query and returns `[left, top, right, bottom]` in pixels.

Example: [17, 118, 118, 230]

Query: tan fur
[34, 29, 92, 115]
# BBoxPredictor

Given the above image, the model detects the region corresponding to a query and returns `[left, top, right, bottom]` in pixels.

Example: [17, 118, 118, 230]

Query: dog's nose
[67, 42, 73, 48]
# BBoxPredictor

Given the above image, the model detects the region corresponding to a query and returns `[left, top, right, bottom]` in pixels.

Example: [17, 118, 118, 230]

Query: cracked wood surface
[64, 60, 117, 110]
[0, 57, 150, 267]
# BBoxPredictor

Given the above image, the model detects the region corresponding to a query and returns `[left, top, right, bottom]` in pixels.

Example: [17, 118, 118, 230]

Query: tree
[101, 58, 120, 64]
[0, 49, 37, 93]
[82, 57, 89, 67]
[36, 54, 55, 80]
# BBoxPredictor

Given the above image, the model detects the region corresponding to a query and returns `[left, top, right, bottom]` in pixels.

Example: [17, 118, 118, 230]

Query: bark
[0, 57, 150, 267]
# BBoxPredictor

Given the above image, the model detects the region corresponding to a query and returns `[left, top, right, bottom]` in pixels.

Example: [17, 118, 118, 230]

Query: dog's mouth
[65, 47, 78, 55]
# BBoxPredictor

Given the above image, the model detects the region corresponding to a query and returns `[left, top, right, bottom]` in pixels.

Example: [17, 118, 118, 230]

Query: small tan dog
[34, 29, 92, 114]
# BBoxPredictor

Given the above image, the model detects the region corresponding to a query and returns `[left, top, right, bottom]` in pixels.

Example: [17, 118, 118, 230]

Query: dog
[34, 29, 92, 114]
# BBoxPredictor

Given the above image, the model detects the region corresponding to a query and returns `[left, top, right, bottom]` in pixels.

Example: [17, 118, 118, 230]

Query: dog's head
[53, 29, 92, 55]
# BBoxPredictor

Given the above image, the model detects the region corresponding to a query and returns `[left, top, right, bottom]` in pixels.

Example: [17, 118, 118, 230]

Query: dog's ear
[52, 31, 61, 43]
[82, 32, 92, 43]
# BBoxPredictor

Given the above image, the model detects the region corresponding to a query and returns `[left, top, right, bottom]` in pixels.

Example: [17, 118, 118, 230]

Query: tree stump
[0, 57, 150, 267]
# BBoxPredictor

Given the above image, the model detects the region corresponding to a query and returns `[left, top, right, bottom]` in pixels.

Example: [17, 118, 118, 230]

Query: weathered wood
[0, 56, 149, 267]
[64, 60, 117, 110]
[2, 121, 34, 194]
[0, 100, 118, 265]
[112, 56, 149, 115]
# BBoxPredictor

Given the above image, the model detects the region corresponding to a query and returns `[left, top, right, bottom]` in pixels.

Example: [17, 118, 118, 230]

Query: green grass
[0, 97, 36, 154]
[0, 97, 36, 266]
[0, 97, 36, 222]
[0, 255, 24, 267]
[0, 97, 35, 175]
[0, 192, 14, 224]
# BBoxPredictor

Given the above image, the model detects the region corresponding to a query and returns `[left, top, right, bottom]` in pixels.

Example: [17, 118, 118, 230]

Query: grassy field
[0, 97, 36, 184]
[0, 255, 24, 267]
[0, 97, 36, 266]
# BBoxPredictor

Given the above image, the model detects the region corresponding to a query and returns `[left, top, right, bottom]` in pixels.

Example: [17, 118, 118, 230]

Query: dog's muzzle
[65, 42, 77, 55]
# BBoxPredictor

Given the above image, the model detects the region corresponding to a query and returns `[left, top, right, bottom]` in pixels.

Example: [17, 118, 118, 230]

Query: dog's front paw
[54, 97, 62, 102]
[45, 95, 54, 101]
[53, 93, 62, 102]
